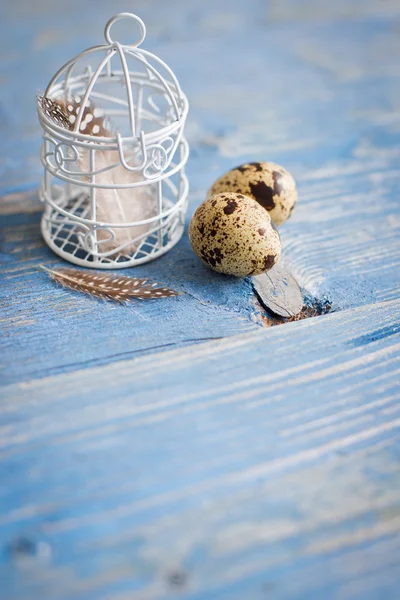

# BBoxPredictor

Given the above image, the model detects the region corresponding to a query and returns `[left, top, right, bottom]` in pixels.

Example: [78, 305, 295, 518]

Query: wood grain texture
[1, 0, 400, 381]
[0, 203, 260, 385]
[1, 300, 400, 599]
[1, 0, 400, 599]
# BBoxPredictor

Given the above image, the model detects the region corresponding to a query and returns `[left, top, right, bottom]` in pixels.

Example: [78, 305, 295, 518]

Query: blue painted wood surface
[1, 1, 400, 599]
[1, 301, 400, 599]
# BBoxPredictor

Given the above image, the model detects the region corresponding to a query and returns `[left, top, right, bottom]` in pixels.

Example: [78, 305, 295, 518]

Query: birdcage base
[41, 182, 188, 269]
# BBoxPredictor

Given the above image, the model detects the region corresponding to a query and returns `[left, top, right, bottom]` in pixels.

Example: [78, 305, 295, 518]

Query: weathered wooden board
[0, 197, 261, 385]
[1, 300, 400, 599]
[2, 0, 400, 381]
[1, 0, 400, 599]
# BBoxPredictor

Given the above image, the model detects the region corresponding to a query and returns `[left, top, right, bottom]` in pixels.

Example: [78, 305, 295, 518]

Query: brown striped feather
[41, 267, 180, 302]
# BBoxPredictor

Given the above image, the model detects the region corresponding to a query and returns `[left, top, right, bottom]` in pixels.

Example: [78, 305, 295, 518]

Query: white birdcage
[37, 12, 189, 269]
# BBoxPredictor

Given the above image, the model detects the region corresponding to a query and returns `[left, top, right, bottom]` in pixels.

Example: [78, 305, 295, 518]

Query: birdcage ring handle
[104, 13, 146, 48]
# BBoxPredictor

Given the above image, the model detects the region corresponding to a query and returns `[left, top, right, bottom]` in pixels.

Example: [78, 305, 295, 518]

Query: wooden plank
[1, 1, 400, 598]
[1, 0, 400, 386]
[0, 204, 261, 386]
[2, 142, 399, 382]
[0, 300, 399, 599]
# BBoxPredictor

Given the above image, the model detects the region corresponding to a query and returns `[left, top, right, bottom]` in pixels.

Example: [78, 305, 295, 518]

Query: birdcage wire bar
[37, 12, 189, 269]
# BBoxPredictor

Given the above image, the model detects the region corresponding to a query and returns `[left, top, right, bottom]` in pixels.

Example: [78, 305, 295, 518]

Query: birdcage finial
[104, 13, 146, 48]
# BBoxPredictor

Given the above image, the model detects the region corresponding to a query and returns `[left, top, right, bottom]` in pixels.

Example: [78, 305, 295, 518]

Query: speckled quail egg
[207, 161, 297, 226]
[189, 192, 281, 277]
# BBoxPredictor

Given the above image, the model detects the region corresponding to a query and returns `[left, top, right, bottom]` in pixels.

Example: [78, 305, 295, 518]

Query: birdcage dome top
[39, 13, 188, 145]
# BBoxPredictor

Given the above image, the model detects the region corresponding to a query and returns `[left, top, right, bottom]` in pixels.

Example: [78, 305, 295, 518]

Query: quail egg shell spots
[189, 193, 281, 277]
[208, 161, 297, 226]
